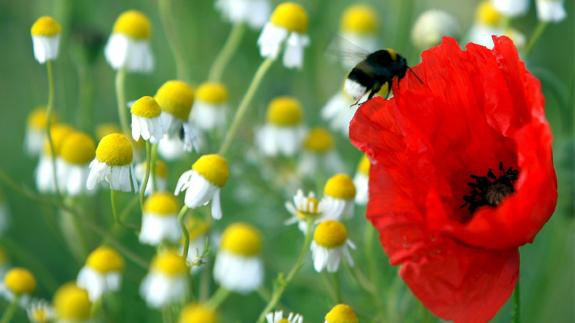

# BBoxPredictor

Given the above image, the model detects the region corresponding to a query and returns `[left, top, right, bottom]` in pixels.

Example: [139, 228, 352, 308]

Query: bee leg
[368, 83, 383, 100]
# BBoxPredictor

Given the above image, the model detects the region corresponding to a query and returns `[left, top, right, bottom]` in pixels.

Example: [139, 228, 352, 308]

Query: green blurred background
[0, 0, 573, 322]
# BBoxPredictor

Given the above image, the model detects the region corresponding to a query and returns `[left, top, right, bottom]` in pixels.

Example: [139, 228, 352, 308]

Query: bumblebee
[344, 48, 409, 102]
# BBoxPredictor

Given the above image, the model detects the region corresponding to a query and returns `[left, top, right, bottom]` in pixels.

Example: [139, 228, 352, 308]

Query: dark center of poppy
[459, 162, 519, 222]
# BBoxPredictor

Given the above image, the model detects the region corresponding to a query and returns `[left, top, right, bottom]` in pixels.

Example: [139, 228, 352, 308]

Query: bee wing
[325, 34, 376, 68]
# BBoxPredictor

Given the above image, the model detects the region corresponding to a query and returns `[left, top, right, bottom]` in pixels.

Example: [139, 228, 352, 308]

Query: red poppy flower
[349, 36, 557, 323]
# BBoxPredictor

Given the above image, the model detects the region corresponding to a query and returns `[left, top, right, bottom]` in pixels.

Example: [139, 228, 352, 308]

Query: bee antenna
[408, 68, 424, 84]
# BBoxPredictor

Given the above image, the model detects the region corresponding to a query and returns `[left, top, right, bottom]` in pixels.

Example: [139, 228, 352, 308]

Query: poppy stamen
[460, 162, 519, 221]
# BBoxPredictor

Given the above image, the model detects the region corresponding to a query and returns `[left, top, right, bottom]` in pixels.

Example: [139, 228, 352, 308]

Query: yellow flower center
[151, 250, 188, 277]
[131, 96, 161, 118]
[86, 246, 124, 273]
[324, 173, 356, 200]
[266, 97, 303, 127]
[95, 133, 133, 166]
[270, 2, 309, 33]
[278, 320, 289, 323]
[303, 128, 334, 153]
[31, 16, 62, 37]
[96, 123, 121, 140]
[340, 4, 378, 35]
[220, 223, 262, 257]
[357, 155, 370, 176]
[296, 196, 320, 220]
[144, 192, 179, 216]
[187, 217, 211, 241]
[4, 268, 36, 295]
[42, 124, 75, 156]
[476, 1, 502, 27]
[30, 307, 49, 323]
[155, 80, 194, 121]
[196, 82, 229, 105]
[53, 283, 91, 320]
[27, 107, 57, 131]
[179, 303, 218, 323]
[60, 132, 96, 165]
[324, 304, 359, 323]
[192, 154, 229, 188]
[112, 10, 151, 40]
[314, 220, 348, 248]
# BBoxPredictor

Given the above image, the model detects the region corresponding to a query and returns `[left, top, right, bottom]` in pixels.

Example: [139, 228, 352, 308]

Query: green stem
[158, 0, 188, 80]
[178, 206, 190, 258]
[150, 144, 158, 191]
[512, 281, 521, 323]
[218, 57, 275, 156]
[115, 68, 129, 136]
[139, 142, 152, 211]
[45, 60, 61, 198]
[255, 220, 313, 323]
[0, 297, 19, 323]
[110, 189, 136, 232]
[524, 22, 547, 56]
[208, 23, 246, 82]
[207, 287, 230, 309]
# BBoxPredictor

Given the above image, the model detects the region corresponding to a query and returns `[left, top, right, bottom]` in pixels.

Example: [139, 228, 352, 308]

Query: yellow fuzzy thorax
[151, 250, 187, 277]
[155, 80, 194, 121]
[42, 124, 75, 156]
[95, 133, 133, 166]
[220, 223, 262, 257]
[96, 123, 121, 140]
[303, 128, 334, 153]
[60, 132, 96, 165]
[340, 4, 378, 35]
[4, 268, 36, 295]
[31, 16, 62, 37]
[314, 220, 348, 248]
[266, 97, 303, 127]
[187, 217, 211, 241]
[86, 246, 124, 273]
[196, 82, 229, 105]
[27, 107, 57, 130]
[113, 10, 151, 40]
[324, 173, 356, 200]
[131, 96, 161, 118]
[179, 303, 218, 323]
[192, 154, 229, 188]
[53, 283, 91, 320]
[476, 1, 502, 27]
[357, 155, 370, 175]
[270, 2, 309, 33]
[324, 304, 359, 323]
[144, 192, 179, 216]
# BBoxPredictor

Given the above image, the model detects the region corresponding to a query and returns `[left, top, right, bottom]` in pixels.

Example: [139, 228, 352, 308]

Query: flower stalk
[45, 60, 61, 198]
[158, 0, 188, 80]
[524, 22, 547, 56]
[115, 68, 129, 136]
[178, 205, 190, 258]
[139, 142, 153, 211]
[512, 282, 521, 323]
[207, 287, 230, 309]
[208, 23, 246, 82]
[0, 296, 19, 323]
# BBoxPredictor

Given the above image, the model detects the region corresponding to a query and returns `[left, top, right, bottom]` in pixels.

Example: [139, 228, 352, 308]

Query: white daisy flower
[1, 268, 35, 308]
[140, 250, 188, 308]
[27, 299, 54, 323]
[131, 96, 165, 144]
[411, 9, 460, 50]
[266, 310, 304, 323]
[77, 247, 124, 301]
[338, 4, 379, 69]
[179, 303, 218, 322]
[215, 0, 271, 29]
[256, 97, 306, 157]
[30, 16, 62, 64]
[214, 223, 264, 293]
[491, 0, 529, 17]
[175, 154, 229, 220]
[25, 107, 57, 156]
[298, 128, 344, 177]
[104, 10, 154, 72]
[190, 82, 229, 132]
[319, 174, 356, 220]
[135, 159, 168, 196]
[57, 132, 96, 196]
[536, 0, 566, 22]
[36, 124, 75, 193]
[311, 220, 355, 273]
[285, 190, 322, 233]
[468, 1, 505, 48]
[139, 193, 182, 246]
[324, 304, 359, 323]
[86, 133, 138, 192]
[353, 155, 370, 205]
[53, 283, 92, 323]
[257, 2, 310, 69]
[321, 91, 356, 136]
